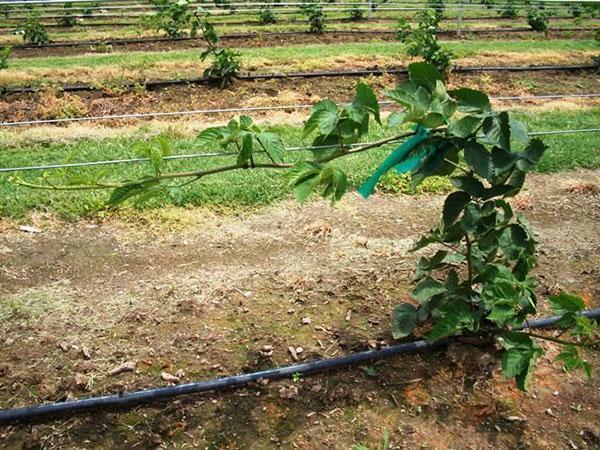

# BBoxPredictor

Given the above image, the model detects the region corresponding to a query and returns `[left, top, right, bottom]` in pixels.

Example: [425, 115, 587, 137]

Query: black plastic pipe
[0, 308, 598, 425]
[3, 63, 599, 95]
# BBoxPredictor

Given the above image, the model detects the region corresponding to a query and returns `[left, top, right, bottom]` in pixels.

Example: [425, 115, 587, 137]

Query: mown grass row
[0, 108, 598, 220]
[11, 39, 596, 71]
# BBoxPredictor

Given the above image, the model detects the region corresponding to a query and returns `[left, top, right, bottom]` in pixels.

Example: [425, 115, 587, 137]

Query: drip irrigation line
[0, 308, 598, 424]
[1, 127, 599, 173]
[10, 26, 600, 51]
[4, 63, 599, 95]
[2, 93, 600, 128]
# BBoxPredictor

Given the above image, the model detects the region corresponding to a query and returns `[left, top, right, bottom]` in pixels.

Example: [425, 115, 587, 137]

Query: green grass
[1, 108, 599, 220]
[1, 17, 596, 44]
[9, 39, 598, 72]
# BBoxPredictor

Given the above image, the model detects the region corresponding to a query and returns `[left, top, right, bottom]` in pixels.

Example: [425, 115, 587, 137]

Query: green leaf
[387, 111, 406, 127]
[509, 118, 529, 145]
[548, 293, 585, 315]
[500, 331, 543, 391]
[293, 173, 320, 202]
[556, 346, 592, 380]
[303, 100, 339, 137]
[256, 132, 285, 163]
[448, 88, 491, 113]
[411, 277, 446, 304]
[237, 132, 254, 165]
[442, 191, 471, 230]
[421, 112, 446, 128]
[408, 62, 442, 90]
[450, 176, 485, 197]
[197, 126, 227, 146]
[107, 181, 156, 207]
[463, 141, 491, 179]
[353, 82, 381, 124]
[392, 303, 418, 339]
[448, 115, 484, 138]
[498, 224, 529, 261]
[426, 299, 478, 342]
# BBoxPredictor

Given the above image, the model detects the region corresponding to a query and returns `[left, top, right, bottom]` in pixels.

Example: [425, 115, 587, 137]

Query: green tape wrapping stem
[358, 125, 431, 199]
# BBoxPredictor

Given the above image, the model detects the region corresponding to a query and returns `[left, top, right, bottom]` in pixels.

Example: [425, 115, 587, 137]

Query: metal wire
[1, 127, 599, 173]
[2, 93, 600, 128]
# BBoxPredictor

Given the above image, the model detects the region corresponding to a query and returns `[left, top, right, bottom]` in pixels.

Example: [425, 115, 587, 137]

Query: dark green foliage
[427, 0, 445, 21]
[20, 15, 51, 46]
[499, 0, 518, 19]
[527, 7, 549, 32]
[303, 3, 325, 34]
[348, 4, 364, 21]
[146, 0, 206, 38]
[60, 2, 77, 27]
[0, 46, 11, 69]
[258, 7, 277, 24]
[201, 47, 241, 87]
[397, 10, 453, 76]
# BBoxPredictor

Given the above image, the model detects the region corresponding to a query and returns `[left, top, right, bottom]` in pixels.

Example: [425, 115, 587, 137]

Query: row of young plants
[13, 62, 598, 391]
[10, 0, 591, 46]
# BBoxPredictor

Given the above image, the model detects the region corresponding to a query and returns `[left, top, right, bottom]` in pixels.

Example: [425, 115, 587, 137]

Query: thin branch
[15, 128, 446, 192]
[465, 233, 473, 288]
[527, 332, 589, 348]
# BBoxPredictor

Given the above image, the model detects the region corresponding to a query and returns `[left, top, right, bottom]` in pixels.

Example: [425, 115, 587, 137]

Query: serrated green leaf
[256, 132, 285, 163]
[463, 141, 491, 179]
[442, 191, 471, 230]
[449, 88, 491, 113]
[448, 115, 484, 138]
[548, 293, 585, 315]
[411, 276, 446, 304]
[392, 303, 418, 339]
[408, 62, 442, 90]
[509, 118, 529, 145]
[353, 82, 380, 124]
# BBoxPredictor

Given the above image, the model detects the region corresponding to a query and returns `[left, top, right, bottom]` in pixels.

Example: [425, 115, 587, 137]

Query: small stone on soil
[109, 361, 136, 376]
[161, 372, 180, 384]
[301, 317, 312, 325]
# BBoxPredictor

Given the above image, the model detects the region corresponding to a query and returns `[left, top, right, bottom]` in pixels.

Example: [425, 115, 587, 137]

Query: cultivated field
[0, 0, 599, 448]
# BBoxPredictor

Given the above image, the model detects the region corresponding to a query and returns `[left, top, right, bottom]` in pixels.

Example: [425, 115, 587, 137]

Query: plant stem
[527, 332, 589, 348]
[465, 233, 473, 288]
[16, 128, 445, 192]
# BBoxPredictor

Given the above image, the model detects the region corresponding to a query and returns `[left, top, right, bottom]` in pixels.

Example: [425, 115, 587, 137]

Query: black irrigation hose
[4, 63, 598, 95]
[9, 26, 600, 50]
[0, 308, 598, 425]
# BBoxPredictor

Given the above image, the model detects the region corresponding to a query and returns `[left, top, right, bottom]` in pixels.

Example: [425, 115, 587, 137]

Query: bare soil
[0, 170, 599, 449]
[1, 70, 599, 127]
[10, 28, 597, 59]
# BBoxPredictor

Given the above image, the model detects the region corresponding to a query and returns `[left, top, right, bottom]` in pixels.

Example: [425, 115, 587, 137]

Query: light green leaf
[411, 277, 446, 304]
[449, 88, 491, 113]
[548, 293, 585, 315]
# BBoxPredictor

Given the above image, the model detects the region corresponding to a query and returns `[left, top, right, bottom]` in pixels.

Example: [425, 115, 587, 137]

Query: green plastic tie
[358, 125, 431, 199]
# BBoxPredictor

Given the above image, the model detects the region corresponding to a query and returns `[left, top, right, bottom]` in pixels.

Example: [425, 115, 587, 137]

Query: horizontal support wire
[2, 93, 600, 127]
[1, 128, 599, 173]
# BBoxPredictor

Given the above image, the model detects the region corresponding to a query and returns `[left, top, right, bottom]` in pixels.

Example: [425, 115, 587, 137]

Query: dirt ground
[0, 170, 598, 449]
[1, 70, 599, 127]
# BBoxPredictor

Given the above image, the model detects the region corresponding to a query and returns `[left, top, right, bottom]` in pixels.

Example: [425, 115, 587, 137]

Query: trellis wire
[1, 127, 599, 173]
